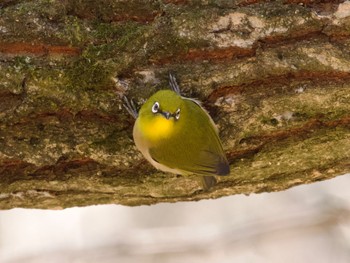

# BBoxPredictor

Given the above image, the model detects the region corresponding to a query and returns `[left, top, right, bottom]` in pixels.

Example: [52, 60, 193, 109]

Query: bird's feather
[148, 97, 229, 177]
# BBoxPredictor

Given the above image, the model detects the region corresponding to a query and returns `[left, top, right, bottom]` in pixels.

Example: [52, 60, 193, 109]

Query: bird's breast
[136, 115, 175, 142]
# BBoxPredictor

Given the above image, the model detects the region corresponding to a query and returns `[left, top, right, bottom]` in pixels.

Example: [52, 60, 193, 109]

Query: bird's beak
[161, 111, 171, 119]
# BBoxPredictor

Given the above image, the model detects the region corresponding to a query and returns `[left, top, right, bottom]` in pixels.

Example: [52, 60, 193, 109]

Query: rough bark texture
[0, 0, 349, 209]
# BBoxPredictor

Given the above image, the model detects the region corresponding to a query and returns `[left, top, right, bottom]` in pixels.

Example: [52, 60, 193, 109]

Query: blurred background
[0, 174, 349, 263]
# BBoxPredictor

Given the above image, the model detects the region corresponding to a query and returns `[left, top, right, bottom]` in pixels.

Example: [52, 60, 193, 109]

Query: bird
[124, 74, 230, 189]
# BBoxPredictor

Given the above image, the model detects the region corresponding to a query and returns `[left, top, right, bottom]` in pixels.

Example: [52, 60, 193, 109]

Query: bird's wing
[149, 143, 229, 177]
[189, 149, 230, 176]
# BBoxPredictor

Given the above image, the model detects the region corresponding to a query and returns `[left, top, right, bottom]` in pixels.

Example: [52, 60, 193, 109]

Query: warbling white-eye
[124, 74, 230, 189]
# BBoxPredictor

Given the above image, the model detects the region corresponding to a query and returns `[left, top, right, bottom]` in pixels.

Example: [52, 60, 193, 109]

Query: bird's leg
[169, 73, 181, 95]
[123, 96, 138, 119]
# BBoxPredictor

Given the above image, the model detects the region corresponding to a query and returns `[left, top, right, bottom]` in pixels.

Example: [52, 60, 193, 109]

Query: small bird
[124, 74, 230, 189]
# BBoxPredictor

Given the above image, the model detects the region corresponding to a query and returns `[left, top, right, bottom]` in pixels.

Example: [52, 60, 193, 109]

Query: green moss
[91, 130, 132, 154]
[0, 62, 27, 93]
[66, 0, 160, 23]
[0, 1, 68, 44]
[236, 81, 350, 141]
[91, 22, 150, 57]
[115, 23, 148, 51]
[64, 21, 152, 76]
[148, 30, 211, 62]
[232, 127, 350, 184]
[61, 16, 89, 45]
[64, 56, 115, 92]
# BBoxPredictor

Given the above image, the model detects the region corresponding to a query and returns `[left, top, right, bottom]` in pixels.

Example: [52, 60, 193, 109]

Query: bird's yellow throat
[138, 115, 174, 141]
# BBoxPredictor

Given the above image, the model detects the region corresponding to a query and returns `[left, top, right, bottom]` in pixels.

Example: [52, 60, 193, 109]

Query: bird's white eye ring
[152, 102, 160, 113]
[175, 108, 180, 120]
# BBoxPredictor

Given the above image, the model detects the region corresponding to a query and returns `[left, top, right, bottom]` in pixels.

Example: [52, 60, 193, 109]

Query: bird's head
[137, 90, 183, 141]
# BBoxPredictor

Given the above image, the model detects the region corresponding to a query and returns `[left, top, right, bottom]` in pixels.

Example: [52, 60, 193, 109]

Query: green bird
[124, 74, 230, 189]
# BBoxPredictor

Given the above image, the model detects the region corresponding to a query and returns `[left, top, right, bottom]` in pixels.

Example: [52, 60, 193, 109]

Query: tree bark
[0, 0, 349, 209]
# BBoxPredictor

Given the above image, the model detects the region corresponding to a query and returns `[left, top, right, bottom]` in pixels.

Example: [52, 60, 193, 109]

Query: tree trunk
[0, 0, 349, 209]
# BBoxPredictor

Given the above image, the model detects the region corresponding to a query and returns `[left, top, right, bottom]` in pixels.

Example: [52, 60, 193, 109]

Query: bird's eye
[152, 102, 160, 113]
[175, 108, 180, 120]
